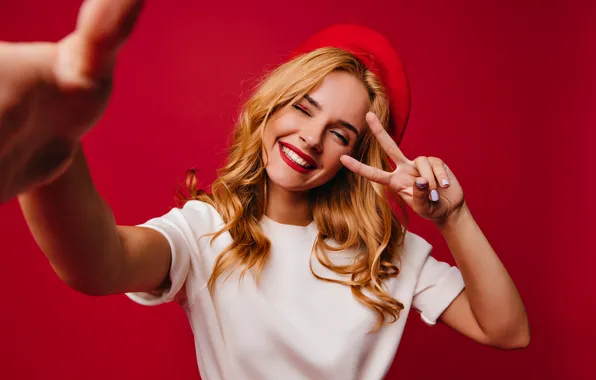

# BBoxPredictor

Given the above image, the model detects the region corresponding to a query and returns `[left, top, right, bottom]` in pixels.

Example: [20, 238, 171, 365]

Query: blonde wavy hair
[177, 47, 409, 330]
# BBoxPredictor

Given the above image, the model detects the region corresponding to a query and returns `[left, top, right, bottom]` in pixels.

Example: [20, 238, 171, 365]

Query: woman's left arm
[435, 204, 530, 349]
[341, 112, 530, 349]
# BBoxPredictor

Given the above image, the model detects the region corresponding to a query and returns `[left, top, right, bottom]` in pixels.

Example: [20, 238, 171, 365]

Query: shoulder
[178, 200, 222, 221]
[395, 230, 436, 275]
[143, 200, 224, 237]
[402, 230, 433, 260]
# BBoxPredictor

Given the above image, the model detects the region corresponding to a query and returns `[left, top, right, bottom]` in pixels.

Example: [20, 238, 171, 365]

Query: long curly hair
[177, 47, 409, 330]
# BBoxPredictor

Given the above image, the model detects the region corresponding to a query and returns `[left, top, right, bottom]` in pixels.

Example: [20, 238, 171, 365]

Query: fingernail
[431, 190, 439, 202]
[415, 179, 428, 189]
[441, 179, 450, 187]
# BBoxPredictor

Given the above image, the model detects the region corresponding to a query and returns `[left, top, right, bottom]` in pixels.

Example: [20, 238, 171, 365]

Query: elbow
[488, 322, 531, 350]
[53, 266, 115, 296]
[516, 332, 531, 349]
[62, 276, 112, 296]
[494, 331, 530, 350]
[68, 282, 111, 297]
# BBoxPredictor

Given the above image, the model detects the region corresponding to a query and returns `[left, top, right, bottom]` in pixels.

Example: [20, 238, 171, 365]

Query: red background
[0, 0, 593, 379]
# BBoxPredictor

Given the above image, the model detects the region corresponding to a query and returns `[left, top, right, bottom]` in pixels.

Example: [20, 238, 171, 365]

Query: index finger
[366, 112, 410, 164]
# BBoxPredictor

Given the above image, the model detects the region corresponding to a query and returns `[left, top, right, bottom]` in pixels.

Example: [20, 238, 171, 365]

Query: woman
[1, 1, 529, 379]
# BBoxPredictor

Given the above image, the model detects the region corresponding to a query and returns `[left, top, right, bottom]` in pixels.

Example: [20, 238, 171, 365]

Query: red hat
[290, 24, 411, 145]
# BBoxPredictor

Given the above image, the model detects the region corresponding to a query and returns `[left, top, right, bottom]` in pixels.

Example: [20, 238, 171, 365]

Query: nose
[299, 121, 324, 152]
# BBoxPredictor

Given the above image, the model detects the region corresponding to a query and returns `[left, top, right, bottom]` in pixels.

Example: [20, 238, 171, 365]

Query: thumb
[55, 0, 145, 86]
[76, 0, 145, 53]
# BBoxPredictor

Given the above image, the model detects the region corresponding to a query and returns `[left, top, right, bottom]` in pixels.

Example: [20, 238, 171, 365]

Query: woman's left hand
[341, 112, 466, 226]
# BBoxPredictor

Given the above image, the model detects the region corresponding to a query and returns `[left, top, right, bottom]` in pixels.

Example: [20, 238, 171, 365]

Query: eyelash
[292, 104, 349, 146]
[293, 104, 310, 116]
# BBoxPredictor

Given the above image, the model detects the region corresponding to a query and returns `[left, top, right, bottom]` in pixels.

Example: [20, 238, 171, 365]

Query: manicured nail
[415, 179, 428, 189]
[431, 190, 439, 202]
[441, 179, 450, 187]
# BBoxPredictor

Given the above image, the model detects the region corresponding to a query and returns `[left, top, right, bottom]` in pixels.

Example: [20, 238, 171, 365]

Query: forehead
[307, 71, 370, 130]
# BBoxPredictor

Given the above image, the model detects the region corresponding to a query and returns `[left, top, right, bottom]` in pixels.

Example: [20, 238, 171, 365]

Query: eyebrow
[304, 94, 360, 137]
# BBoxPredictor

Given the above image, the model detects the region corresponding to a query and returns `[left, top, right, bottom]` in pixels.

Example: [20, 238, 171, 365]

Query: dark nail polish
[415, 180, 428, 190]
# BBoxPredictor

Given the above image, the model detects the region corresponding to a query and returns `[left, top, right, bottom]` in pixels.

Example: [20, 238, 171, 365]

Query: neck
[265, 179, 312, 226]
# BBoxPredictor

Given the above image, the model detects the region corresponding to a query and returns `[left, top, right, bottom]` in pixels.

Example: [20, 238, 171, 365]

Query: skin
[0, 0, 143, 203]
[262, 71, 369, 226]
[342, 114, 530, 349]
[2, 0, 528, 355]
[264, 71, 530, 349]
[10, 1, 173, 298]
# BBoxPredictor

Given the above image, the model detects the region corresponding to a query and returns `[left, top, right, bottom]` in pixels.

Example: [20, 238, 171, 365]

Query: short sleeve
[412, 255, 465, 326]
[125, 201, 219, 307]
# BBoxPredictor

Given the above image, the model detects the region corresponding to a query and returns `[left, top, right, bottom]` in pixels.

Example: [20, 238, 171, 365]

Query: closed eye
[293, 102, 349, 145]
[293, 104, 311, 116]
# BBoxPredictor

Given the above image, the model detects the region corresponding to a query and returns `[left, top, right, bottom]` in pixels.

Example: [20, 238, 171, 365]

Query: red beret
[290, 24, 411, 145]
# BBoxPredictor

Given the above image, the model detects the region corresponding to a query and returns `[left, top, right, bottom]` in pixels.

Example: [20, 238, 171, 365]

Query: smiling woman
[178, 48, 410, 333]
[3, 1, 529, 379]
[264, 69, 370, 191]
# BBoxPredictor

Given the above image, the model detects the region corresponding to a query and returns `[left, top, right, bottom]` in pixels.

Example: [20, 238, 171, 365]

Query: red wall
[1, 1, 593, 379]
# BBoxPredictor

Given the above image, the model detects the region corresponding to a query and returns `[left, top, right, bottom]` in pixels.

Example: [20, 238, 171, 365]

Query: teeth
[282, 146, 311, 168]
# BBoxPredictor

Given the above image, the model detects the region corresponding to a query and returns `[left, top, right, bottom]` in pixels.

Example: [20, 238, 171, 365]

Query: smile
[279, 142, 316, 173]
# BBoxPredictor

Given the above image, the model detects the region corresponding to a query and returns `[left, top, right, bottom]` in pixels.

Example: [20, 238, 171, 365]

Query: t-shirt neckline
[260, 214, 317, 231]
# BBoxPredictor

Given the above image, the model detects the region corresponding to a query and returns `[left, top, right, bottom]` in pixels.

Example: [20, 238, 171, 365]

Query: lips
[279, 142, 317, 168]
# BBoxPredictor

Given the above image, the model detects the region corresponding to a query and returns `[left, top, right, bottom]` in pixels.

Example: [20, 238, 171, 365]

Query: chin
[265, 165, 314, 192]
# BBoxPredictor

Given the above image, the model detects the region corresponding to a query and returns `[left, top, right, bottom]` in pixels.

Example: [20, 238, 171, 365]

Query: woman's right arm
[18, 144, 172, 296]
[0, 0, 167, 296]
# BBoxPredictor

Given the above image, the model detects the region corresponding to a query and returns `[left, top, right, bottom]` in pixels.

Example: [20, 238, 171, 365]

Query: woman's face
[263, 70, 370, 193]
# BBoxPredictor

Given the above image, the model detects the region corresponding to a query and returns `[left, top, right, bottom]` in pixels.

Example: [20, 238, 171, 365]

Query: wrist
[23, 139, 81, 194]
[435, 202, 472, 232]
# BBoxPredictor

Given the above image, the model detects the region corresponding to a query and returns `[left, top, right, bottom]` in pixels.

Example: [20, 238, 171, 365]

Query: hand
[340, 112, 466, 225]
[0, 0, 145, 203]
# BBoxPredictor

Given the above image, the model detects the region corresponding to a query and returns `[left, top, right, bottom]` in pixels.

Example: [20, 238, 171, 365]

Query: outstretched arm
[19, 145, 172, 296]
[4, 0, 175, 296]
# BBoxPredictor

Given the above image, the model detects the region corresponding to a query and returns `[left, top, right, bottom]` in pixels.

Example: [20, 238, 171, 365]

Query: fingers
[340, 154, 392, 186]
[366, 112, 411, 165]
[75, 0, 145, 78]
[429, 157, 450, 189]
[413, 156, 439, 202]
[412, 176, 432, 211]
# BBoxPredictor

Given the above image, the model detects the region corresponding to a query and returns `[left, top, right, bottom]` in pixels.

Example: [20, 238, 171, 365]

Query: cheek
[320, 147, 348, 175]
[264, 113, 296, 143]
[262, 123, 276, 147]
[262, 119, 291, 163]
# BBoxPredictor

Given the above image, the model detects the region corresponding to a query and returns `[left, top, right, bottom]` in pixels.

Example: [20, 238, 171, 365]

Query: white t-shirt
[126, 200, 465, 380]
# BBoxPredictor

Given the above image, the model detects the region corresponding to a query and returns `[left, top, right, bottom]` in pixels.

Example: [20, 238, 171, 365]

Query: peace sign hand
[340, 112, 465, 225]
